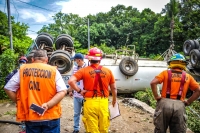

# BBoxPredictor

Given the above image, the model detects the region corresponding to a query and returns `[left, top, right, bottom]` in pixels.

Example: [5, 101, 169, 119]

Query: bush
[133, 90, 200, 132]
[186, 101, 200, 133]
[133, 89, 156, 108]
[0, 49, 18, 100]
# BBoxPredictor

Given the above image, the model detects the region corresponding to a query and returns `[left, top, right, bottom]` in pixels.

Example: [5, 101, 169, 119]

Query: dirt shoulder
[0, 96, 194, 133]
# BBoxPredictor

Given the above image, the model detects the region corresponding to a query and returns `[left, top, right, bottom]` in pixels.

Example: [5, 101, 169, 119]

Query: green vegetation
[133, 90, 200, 133]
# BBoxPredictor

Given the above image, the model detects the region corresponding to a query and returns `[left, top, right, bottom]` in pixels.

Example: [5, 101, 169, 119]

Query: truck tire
[55, 34, 73, 49]
[49, 50, 72, 74]
[190, 49, 200, 68]
[35, 33, 54, 47]
[119, 57, 138, 76]
[193, 40, 200, 49]
[57, 34, 73, 40]
[183, 40, 195, 56]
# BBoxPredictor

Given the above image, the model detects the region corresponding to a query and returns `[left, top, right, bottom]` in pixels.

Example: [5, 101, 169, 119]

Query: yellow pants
[82, 97, 110, 133]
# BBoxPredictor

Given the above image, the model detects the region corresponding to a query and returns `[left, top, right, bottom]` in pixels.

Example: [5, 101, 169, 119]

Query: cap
[71, 53, 84, 60]
[19, 59, 27, 63]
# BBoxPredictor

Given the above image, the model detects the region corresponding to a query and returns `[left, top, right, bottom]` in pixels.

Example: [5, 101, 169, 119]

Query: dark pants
[153, 98, 187, 133]
[25, 118, 60, 133]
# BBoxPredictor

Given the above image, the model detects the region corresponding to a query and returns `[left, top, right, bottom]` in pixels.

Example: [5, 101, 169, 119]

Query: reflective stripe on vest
[166, 70, 186, 100]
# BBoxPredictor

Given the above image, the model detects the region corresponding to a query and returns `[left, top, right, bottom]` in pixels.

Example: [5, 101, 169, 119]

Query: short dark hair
[33, 49, 47, 58]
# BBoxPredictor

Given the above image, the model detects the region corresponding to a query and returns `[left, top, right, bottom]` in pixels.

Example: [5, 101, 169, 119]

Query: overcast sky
[0, 0, 170, 39]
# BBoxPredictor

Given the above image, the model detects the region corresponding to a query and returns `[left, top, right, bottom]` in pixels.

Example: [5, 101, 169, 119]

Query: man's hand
[41, 103, 48, 111]
[155, 96, 162, 101]
[80, 90, 87, 96]
[183, 100, 190, 106]
[112, 99, 116, 107]
[69, 91, 73, 98]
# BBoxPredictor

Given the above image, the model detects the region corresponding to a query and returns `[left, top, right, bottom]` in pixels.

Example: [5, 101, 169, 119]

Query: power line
[14, 0, 56, 12]
[28, 30, 38, 33]
[11, 0, 19, 22]
[28, 24, 47, 25]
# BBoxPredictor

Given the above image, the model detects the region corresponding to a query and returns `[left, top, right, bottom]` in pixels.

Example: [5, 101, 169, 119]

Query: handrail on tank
[113, 45, 139, 63]
[25, 40, 38, 57]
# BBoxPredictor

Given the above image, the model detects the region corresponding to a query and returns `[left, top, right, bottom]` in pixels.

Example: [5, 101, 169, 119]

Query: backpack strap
[90, 65, 105, 98]
[166, 70, 172, 98]
[177, 71, 186, 100]
[5, 69, 18, 84]
[166, 70, 186, 100]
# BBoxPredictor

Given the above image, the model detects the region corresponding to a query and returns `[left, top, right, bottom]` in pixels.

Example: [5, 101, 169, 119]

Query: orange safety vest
[16, 63, 61, 121]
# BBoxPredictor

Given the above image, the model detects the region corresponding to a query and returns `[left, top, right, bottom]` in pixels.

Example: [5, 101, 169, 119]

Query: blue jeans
[74, 97, 84, 131]
[25, 118, 60, 133]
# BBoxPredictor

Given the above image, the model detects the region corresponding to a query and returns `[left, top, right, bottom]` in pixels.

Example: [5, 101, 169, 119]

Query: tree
[179, 0, 200, 39]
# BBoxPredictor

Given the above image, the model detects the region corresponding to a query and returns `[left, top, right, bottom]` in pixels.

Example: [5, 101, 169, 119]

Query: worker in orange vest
[68, 47, 117, 133]
[150, 53, 200, 133]
[4, 49, 67, 133]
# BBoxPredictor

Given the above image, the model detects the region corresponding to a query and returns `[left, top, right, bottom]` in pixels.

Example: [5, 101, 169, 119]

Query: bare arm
[68, 76, 80, 92]
[4, 89, 17, 103]
[68, 76, 87, 95]
[110, 83, 117, 106]
[42, 90, 67, 109]
[185, 87, 200, 106]
[150, 78, 162, 101]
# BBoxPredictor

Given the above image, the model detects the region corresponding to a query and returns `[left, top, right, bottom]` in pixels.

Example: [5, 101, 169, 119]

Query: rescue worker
[68, 53, 87, 133]
[150, 53, 200, 133]
[4, 49, 67, 133]
[68, 47, 117, 133]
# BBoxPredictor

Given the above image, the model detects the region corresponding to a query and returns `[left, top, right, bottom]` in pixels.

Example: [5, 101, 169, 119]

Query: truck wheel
[183, 40, 195, 56]
[119, 57, 138, 76]
[35, 33, 54, 47]
[193, 40, 200, 49]
[57, 34, 73, 40]
[49, 50, 72, 74]
[55, 34, 73, 49]
[190, 49, 200, 68]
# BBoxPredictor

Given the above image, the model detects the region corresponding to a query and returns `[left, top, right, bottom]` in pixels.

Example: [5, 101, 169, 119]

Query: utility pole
[7, 0, 13, 50]
[87, 18, 90, 50]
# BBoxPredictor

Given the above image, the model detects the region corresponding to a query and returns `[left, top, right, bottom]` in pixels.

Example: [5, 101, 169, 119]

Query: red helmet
[18, 56, 28, 63]
[85, 47, 103, 60]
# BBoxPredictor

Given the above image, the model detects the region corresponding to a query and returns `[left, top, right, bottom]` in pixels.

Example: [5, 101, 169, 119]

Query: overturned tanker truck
[26, 33, 200, 97]
[26, 33, 167, 93]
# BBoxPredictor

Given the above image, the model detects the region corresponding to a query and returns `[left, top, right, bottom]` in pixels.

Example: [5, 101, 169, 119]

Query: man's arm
[4, 89, 17, 103]
[4, 71, 20, 103]
[150, 78, 162, 101]
[185, 87, 200, 106]
[68, 76, 80, 92]
[43, 90, 67, 109]
[68, 76, 87, 95]
[110, 83, 117, 106]
[42, 69, 67, 110]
